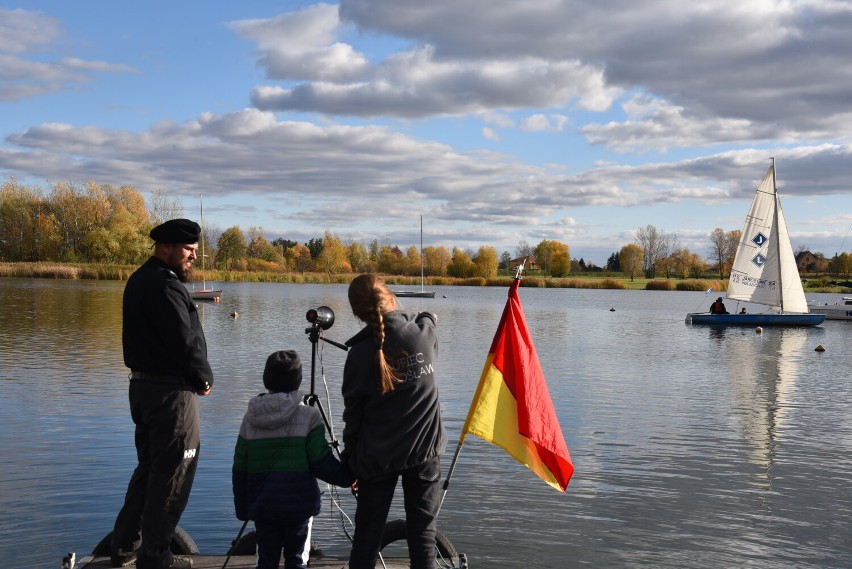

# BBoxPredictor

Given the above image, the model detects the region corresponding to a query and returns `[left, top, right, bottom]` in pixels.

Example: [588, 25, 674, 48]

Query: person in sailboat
[740, 307, 747, 314]
[710, 297, 729, 314]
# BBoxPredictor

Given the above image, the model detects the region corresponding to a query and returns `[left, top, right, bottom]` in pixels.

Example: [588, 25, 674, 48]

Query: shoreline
[1, 261, 847, 293]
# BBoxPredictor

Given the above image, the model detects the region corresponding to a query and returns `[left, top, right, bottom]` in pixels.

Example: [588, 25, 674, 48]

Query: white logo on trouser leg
[183, 448, 197, 459]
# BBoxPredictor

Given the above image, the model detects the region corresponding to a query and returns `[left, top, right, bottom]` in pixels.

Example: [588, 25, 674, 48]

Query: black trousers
[255, 518, 312, 569]
[111, 381, 200, 568]
[348, 456, 441, 569]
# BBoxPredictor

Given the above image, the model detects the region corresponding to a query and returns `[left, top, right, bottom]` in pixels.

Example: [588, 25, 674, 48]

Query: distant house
[509, 256, 538, 272]
[795, 251, 818, 273]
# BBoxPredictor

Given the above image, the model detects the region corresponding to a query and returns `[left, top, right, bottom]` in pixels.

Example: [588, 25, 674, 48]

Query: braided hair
[348, 273, 401, 394]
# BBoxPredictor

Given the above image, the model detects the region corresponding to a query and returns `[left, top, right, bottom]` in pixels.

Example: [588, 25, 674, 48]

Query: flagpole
[437, 260, 526, 515]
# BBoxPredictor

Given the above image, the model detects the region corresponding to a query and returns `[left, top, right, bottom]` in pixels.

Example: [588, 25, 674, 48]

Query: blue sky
[2, 1, 852, 265]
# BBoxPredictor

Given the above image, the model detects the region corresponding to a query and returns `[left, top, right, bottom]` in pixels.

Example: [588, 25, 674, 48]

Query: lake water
[2, 278, 852, 568]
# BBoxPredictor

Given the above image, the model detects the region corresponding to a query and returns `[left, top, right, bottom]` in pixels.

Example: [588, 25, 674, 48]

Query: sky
[2, 1, 852, 266]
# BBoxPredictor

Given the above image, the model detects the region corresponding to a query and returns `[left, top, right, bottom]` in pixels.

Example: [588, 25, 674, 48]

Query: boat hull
[393, 290, 436, 298]
[191, 289, 222, 301]
[686, 312, 825, 326]
[809, 307, 852, 321]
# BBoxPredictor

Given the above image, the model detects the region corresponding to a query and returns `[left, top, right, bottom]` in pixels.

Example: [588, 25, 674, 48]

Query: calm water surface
[2, 278, 852, 568]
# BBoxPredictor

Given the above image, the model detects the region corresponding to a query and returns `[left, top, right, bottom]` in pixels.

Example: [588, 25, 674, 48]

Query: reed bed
[9, 263, 831, 293]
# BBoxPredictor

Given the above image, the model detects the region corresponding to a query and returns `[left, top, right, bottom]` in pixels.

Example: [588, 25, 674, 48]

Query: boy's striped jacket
[233, 390, 354, 522]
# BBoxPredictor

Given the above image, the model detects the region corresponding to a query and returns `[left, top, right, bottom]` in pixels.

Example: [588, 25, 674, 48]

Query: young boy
[233, 350, 354, 569]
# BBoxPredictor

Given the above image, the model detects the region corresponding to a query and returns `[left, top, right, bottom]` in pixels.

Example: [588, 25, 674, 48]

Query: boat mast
[199, 193, 207, 290]
[771, 157, 783, 313]
[419, 215, 425, 292]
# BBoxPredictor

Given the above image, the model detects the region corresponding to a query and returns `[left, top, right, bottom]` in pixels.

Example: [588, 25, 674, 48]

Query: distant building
[509, 256, 538, 272]
[795, 251, 818, 273]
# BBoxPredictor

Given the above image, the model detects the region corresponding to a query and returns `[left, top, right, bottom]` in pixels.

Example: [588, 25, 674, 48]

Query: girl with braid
[341, 274, 447, 569]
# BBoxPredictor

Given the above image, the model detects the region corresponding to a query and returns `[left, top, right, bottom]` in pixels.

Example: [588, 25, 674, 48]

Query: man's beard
[167, 252, 194, 283]
[175, 265, 194, 283]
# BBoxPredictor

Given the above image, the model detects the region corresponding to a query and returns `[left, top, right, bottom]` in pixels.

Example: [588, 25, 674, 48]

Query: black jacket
[341, 310, 446, 480]
[123, 256, 213, 391]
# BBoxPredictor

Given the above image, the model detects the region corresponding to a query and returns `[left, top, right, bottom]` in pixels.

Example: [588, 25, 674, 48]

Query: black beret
[149, 219, 201, 244]
[263, 350, 303, 393]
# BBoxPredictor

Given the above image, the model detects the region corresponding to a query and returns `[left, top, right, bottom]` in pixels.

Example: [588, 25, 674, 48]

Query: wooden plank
[78, 554, 412, 568]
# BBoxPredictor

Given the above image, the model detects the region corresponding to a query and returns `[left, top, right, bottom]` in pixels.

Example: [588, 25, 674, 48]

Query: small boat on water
[394, 289, 436, 298]
[686, 160, 824, 327]
[191, 194, 222, 302]
[809, 297, 852, 321]
[190, 288, 223, 301]
[394, 215, 435, 299]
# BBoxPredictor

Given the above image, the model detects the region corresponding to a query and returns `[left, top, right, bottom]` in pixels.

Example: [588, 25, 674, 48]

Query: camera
[306, 306, 335, 330]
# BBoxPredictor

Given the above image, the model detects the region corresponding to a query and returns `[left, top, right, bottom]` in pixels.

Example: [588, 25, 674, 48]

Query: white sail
[726, 164, 808, 313]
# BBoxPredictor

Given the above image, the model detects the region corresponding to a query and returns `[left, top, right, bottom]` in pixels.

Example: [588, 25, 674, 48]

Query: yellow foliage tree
[620, 243, 644, 281]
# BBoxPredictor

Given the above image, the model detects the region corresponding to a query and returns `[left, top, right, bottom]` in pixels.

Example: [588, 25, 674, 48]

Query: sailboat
[686, 160, 824, 326]
[190, 194, 223, 301]
[394, 216, 435, 298]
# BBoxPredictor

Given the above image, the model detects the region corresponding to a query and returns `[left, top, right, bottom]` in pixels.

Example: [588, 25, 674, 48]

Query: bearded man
[110, 218, 214, 569]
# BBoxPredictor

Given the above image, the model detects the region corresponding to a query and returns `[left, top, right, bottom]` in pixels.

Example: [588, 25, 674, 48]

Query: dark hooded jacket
[123, 256, 213, 391]
[232, 390, 354, 522]
[341, 310, 447, 480]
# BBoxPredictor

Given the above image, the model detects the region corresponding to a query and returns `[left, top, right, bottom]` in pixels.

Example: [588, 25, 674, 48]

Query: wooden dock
[77, 553, 415, 568]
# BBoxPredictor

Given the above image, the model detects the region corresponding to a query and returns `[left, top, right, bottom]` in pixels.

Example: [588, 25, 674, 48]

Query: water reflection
[725, 329, 807, 500]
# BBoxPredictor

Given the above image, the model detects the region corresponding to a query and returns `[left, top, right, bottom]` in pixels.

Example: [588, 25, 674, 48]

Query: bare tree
[709, 228, 740, 279]
[516, 239, 533, 259]
[634, 225, 671, 278]
[149, 189, 183, 224]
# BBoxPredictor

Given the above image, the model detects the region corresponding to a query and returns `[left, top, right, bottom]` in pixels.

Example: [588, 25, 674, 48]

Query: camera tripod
[303, 307, 349, 457]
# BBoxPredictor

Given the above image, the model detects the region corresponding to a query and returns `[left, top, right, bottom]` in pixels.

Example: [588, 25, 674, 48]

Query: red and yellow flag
[461, 278, 574, 492]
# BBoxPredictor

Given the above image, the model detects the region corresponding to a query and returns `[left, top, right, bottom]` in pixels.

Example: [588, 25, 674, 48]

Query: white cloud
[519, 114, 568, 132]
[251, 42, 620, 118]
[242, 0, 852, 146]
[0, 8, 136, 102]
[230, 4, 370, 82]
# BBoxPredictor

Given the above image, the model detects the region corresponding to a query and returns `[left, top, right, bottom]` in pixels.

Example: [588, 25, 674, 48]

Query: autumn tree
[316, 231, 351, 275]
[620, 243, 643, 281]
[472, 246, 499, 278]
[665, 249, 695, 279]
[285, 243, 313, 272]
[377, 245, 404, 274]
[368, 240, 381, 266]
[423, 245, 451, 276]
[347, 241, 371, 273]
[830, 252, 852, 278]
[216, 226, 247, 270]
[447, 248, 474, 277]
[549, 241, 571, 277]
[533, 240, 555, 275]
[246, 227, 283, 264]
[107, 202, 150, 264]
[404, 245, 421, 276]
[0, 180, 39, 261]
[33, 210, 63, 260]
